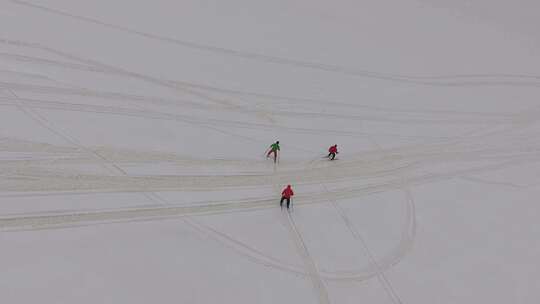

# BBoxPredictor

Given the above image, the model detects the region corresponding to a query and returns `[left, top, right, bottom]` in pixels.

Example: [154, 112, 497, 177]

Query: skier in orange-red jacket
[280, 185, 294, 209]
[328, 144, 338, 160]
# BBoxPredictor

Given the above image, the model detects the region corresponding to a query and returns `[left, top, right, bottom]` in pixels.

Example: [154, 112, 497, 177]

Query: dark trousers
[328, 152, 336, 160]
[280, 197, 291, 208]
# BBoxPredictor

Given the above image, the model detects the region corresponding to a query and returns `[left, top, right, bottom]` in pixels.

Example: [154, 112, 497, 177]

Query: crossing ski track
[322, 133, 408, 304]
[268, 119, 331, 304]
[0, 39, 532, 118]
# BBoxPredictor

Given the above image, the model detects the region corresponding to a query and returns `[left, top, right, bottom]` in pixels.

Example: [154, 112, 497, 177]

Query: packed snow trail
[283, 211, 331, 304]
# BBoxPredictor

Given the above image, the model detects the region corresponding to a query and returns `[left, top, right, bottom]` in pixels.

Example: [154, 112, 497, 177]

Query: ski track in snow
[283, 211, 331, 304]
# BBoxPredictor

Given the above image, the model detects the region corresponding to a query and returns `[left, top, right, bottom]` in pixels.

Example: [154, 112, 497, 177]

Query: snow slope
[1, 0, 540, 303]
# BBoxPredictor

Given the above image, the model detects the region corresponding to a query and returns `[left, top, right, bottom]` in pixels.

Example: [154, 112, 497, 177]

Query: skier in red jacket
[280, 185, 294, 209]
[328, 144, 338, 160]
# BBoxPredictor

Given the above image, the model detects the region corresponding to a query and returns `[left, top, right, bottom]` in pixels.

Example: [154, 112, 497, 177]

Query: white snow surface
[1, 0, 540, 303]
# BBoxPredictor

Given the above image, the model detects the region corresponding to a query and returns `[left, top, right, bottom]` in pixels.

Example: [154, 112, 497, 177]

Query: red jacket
[329, 145, 338, 154]
[282, 186, 294, 199]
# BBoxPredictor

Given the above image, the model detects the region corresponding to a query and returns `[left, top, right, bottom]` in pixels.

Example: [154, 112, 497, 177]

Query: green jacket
[270, 143, 280, 151]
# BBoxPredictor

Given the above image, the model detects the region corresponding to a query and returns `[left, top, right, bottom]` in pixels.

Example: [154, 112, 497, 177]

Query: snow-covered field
[1, 1, 540, 303]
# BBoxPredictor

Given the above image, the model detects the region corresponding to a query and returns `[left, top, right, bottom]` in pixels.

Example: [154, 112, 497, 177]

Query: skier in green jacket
[266, 141, 280, 163]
